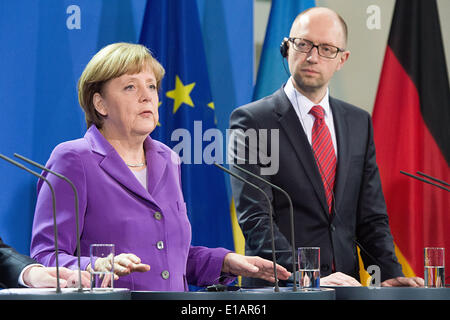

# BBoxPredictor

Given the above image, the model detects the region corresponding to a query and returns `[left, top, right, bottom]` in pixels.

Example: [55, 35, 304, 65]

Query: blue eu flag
[139, 0, 233, 250]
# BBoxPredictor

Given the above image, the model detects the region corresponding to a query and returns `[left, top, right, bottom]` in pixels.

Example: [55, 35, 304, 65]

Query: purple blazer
[30, 126, 233, 291]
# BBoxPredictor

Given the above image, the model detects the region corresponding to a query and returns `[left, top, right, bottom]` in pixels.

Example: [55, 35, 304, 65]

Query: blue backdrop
[0, 0, 253, 254]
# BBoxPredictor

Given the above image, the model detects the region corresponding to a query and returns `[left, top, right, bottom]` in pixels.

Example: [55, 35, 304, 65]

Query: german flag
[372, 0, 450, 281]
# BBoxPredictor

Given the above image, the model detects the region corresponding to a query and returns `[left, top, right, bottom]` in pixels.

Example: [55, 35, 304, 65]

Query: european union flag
[139, 0, 233, 250]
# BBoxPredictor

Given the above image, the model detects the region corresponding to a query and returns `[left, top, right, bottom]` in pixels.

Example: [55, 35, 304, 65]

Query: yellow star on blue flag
[165, 75, 196, 114]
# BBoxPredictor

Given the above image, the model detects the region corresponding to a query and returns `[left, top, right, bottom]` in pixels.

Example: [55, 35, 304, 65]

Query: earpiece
[280, 39, 288, 58]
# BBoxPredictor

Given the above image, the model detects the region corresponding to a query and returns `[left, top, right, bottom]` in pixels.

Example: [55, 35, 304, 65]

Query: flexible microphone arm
[231, 163, 297, 291]
[14, 153, 83, 292]
[0, 153, 61, 293]
[214, 163, 280, 292]
[416, 171, 450, 187]
[400, 170, 449, 192]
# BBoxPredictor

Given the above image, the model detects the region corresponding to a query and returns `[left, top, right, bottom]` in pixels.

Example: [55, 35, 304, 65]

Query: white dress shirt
[18, 264, 43, 287]
[284, 77, 338, 157]
[131, 167, 148, 190]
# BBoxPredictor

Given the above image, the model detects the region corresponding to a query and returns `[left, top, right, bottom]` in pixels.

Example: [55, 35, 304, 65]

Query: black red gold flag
[372, 0, 450, 280]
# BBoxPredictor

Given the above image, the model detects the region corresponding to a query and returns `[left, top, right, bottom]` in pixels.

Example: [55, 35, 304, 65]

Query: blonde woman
[30, 43, 290, 291]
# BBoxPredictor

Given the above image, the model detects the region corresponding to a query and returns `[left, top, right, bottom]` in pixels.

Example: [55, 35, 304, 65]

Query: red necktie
[309, 105, 336, 213]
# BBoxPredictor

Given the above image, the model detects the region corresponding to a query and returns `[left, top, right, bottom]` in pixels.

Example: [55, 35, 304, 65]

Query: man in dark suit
[0, 236, 89, 288]
[229, 7, 423, 287]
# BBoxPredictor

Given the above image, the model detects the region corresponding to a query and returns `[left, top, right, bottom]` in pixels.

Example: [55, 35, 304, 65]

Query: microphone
[400, 170, 450, 192]
[214, 163, 280, 292]
[230, 163, 297, 291]
[416, 171, 450, 187]
[0, 153, 61, 293]
[14, 153, 83, 292]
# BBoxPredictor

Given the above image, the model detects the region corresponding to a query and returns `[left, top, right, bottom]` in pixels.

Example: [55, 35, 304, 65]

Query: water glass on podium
[424, 247, 445, 288]
[298, 247, 320, 289]
[90, 244, 115, 291]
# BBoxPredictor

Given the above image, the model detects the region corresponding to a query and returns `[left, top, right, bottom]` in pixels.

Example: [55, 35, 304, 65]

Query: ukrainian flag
[253, 0, 316, 100]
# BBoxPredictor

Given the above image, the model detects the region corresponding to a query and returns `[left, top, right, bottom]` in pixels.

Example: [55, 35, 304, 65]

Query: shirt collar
[284, 76, 331, 117]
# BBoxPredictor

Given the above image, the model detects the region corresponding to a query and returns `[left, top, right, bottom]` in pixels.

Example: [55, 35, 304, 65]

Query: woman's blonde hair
[78, 42, 165, 128]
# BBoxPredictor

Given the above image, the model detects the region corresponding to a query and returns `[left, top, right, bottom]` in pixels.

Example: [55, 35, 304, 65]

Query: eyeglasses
[288, 37, 345, 59]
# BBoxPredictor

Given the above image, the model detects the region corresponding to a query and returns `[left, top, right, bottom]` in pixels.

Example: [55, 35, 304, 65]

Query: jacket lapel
[329, 97, 350, 215]
[273, 88, 330, 217]
[84, 126, 166, 205]
[144, 137, 168, 196]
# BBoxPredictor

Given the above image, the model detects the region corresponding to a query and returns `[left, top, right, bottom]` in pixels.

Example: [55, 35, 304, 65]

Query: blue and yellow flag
[253, 0, 316, 100]
[139, 0, 233, 250]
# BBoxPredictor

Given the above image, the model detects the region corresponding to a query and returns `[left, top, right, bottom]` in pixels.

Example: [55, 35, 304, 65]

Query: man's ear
[336, 50, 350, 71]
[93, 92, 107, 116]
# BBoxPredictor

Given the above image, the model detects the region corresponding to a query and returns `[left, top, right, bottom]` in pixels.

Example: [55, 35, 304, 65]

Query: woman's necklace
[126, 161, 146, 168]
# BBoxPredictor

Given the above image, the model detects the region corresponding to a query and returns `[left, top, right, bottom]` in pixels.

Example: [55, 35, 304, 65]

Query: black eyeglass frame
[287, 37, 346, 59]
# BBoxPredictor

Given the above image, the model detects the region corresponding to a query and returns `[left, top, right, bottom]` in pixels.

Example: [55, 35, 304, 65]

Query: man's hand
[222, 253, 291, 283]
[381, 276, 424, 287]
[23, 266, 91, 288]
[320, 272, 362, 286]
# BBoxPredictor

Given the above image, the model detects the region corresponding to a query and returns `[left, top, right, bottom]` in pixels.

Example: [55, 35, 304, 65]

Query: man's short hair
[291, 7, 348, 47]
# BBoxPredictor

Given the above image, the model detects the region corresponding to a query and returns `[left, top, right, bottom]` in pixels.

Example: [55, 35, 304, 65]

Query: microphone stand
[14, 153, 83, 292]
[0, 154, 61, 293]
[231, 164, 297, 291]
[214, 163, 280, 292]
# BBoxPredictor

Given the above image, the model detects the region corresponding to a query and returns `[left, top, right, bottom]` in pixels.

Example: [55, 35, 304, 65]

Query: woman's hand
[110, 253, 150, 276]
[222, 253, 291, 283]
[87, 253, 150, 281]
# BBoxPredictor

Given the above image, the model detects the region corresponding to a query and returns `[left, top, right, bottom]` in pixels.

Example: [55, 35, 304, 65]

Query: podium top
[132, 287, 335, 300]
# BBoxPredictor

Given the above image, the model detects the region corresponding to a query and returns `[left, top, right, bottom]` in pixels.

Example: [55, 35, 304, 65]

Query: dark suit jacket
[0, 237, 36, 288]
[229, 87, 403, 286]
